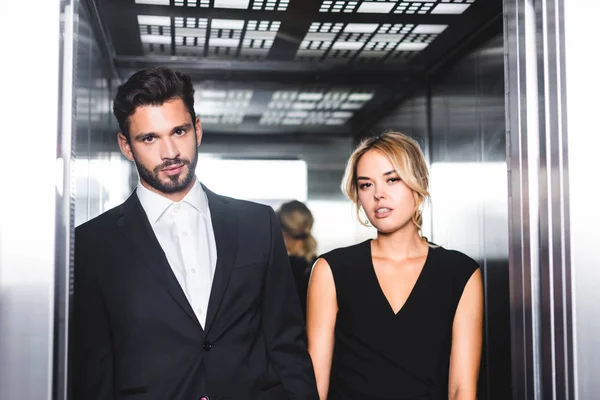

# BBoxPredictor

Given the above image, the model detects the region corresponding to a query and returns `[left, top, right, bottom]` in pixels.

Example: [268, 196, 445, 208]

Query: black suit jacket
[71, 186, 318, 400]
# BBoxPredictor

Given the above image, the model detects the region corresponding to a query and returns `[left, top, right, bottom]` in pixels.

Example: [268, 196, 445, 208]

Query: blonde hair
[342, 131, 430, 241]
[276, 200, 317, 262]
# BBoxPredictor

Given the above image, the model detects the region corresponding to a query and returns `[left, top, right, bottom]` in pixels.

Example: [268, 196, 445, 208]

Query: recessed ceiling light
[344, 23, 379, 33]
[326, 119, 346, 125]
[135, 0, 169, 5]
[357, 2, 395, 13]
[208, 38, 241, 47]
[412, 24, 448, 34]
[137, 15, 171, 26]
[298, 92, 324, 101]
[332, 41, 365, 50]
[348, 93, 373, 101]
[214, 0, 250, 9]
[395, 42, 429, 51]
[140, 35, 171, 44]
[211, 19, 245, 30]
[431, 4, 471, 14]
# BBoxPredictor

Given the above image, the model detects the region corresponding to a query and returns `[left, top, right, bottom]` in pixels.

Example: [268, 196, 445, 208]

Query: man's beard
[133, 151, 198, 194]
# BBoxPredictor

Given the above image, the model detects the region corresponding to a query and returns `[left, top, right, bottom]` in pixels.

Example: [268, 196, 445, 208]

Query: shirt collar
[137, 177, 209, 225]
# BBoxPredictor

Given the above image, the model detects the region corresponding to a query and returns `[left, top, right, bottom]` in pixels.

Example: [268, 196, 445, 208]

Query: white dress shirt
[137, 178, 217, 328]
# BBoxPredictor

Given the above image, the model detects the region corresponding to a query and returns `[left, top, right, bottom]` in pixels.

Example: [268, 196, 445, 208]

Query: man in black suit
[71, 68, 318, 400]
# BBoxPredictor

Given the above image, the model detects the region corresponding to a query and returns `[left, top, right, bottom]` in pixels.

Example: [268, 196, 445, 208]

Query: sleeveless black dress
[320, 240, 479, 400]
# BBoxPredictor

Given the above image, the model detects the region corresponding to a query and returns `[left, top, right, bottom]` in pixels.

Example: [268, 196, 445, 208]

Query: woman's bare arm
[306, 258, 338, 400]
[448, 268, 483, 400]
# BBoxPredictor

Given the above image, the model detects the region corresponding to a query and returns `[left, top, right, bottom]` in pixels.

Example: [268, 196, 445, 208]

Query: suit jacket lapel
[203, 185, 238, 334]
[117, 191, 201, 328]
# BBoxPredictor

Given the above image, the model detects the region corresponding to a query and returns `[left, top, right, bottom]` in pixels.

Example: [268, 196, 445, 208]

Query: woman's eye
[359, 183, 371, 189]
[388, 177, 400, 183]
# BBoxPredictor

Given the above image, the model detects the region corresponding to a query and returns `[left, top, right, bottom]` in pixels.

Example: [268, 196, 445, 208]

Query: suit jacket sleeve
[71, 230, 115, 400]
[261, 208, 318, 399]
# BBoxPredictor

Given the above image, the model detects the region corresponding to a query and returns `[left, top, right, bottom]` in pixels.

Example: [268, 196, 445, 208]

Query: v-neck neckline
[366, 239, 432, 316]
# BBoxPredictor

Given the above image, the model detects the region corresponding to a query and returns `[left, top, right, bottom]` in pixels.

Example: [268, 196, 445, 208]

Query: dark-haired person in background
[71, 68, 317, 400]
[276, 200, 318, 319]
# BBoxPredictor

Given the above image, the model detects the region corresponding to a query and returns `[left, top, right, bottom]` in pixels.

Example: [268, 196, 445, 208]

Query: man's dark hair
[113, 67, 196, 140]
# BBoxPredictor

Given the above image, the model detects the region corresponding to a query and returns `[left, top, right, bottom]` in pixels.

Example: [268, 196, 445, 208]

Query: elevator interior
[73, 0, 509, 398]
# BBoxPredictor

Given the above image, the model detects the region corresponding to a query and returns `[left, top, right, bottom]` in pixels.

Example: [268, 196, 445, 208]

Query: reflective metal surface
[74, 1, 124, 227]
[563, 1, 600, 398]
[0, 1, 63, 399]
[502, 0, 595, 398]
[373, 29, 511, 400]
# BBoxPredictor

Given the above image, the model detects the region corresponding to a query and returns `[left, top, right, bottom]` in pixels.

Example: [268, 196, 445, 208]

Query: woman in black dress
[276, 200, 317, 319]
[307, 132, 483, 400]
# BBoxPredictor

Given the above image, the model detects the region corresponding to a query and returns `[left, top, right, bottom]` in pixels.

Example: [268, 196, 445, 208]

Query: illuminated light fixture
[137, 15, 171, 26]
[370, 33, 405, 42]
[348, 93, 374, 101]
[175, 27, 206, 37]
[211, 19, 245, 30]
[214, 0, 250, 9]
[135, 0, 169, 5]
[412, 24, 448, 34]
[208, 37, 241, 47]
[344, 23, 379, 33]
[298, 93, 324, 101]
[332, 111, 353, 118]
[332, 41, 365, 50]
[326, 119, 346, 125]
[292, 102, 317, 110]
[357, 2, 395, 13]
[200, 90, 228, 99]
[140, 34, 171, 44]
[396, 42, 429, 51]
[430, 4, 471, 14]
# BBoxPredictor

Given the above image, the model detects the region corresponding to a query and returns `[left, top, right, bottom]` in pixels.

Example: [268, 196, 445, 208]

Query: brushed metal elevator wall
[372, 31, 511, 400]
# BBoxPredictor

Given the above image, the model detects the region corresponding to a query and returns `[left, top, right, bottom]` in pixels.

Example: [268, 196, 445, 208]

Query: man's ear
[117, 132, 134, 161]
[195, 116, 203, 147]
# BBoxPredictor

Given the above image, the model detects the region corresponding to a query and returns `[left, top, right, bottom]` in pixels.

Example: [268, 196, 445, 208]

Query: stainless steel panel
[428, 33, 511, 400]
[0, 1, 64, 399]
[373, 32, 511, 400]
[504, 0, 588, 398]
[563, 1, 600, 398]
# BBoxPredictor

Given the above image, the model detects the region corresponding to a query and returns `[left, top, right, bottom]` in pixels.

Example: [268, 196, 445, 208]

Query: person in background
[307, 131, 483, 400]
[276, 200, 318, 319]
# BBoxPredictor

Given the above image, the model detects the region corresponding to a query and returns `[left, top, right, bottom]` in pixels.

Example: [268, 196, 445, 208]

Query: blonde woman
[276, 200, 318, 318]
[307, 132, 483, 400]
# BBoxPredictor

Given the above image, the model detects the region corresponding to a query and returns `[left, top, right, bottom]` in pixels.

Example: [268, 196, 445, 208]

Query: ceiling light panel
[214, 0, 250, 9]
[260, 89, 375, 126]
[296, 23, 344, 61]
[296, 22, 445, 63]
[195, 90, 253, 125]
[135, 0, 169, 5]
[240, 20, 281, 59]
[173, 0, 210, 6]
[138, 16, 172, 54]
[251, 0, 290, 11]
[174, 17, 208, 55]
[318, 0, 475, 15]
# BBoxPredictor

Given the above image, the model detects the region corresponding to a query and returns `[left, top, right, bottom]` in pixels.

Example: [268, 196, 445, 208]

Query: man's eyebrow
[134, 131, 156, 140]
[172, 123, 193, 132]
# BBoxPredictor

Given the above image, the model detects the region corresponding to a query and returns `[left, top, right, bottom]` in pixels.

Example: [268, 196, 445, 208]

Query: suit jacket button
[203, 341, 212, 351]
